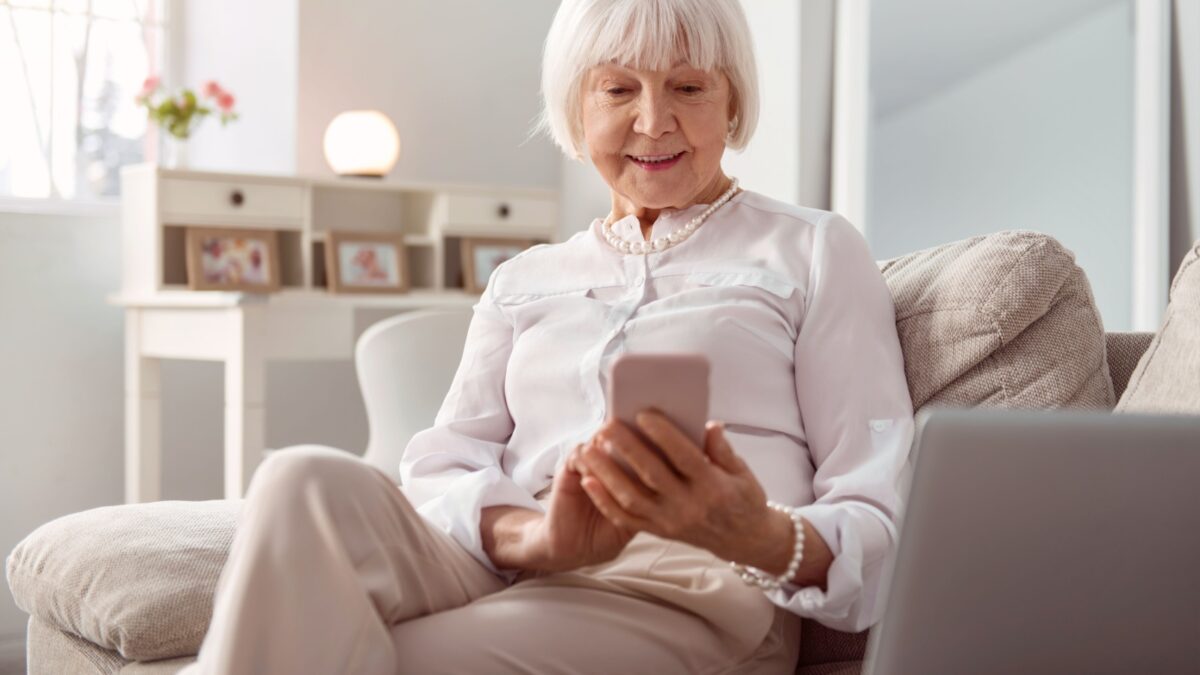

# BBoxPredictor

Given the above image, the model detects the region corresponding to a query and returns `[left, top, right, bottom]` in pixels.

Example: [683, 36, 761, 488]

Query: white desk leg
[125, 310, 162, 504]
[224, 306, 267, 499]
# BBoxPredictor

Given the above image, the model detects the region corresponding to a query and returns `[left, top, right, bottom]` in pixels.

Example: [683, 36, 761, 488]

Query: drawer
[437, 192, 556, 230]
[160, 177, 305, 226]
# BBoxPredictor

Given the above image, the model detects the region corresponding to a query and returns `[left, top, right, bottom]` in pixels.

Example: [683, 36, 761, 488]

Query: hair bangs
[583, 0, 725, 74]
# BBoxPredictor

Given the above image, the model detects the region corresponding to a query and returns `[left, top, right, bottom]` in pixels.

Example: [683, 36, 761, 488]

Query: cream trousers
[178, 445, 802, 674]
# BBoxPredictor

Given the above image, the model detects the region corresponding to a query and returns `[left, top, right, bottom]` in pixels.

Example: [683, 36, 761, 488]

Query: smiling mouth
[629, 152, 683, 162]
[628, 151, 685, 170]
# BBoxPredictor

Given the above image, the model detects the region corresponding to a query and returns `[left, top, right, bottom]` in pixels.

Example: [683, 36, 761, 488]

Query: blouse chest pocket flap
[491, 286, 594, 306]
[684, 269, 797, 299]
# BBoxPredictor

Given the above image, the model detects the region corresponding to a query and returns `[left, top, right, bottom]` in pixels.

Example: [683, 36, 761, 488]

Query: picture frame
[324, 230, 409, 294]
[460, 236, 535, 294]
[184, 226, 282, 292]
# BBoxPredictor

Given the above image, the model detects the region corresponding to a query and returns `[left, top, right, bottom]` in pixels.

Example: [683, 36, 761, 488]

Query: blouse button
[870, 419, 892, 432]
[632, 275, 645, 285]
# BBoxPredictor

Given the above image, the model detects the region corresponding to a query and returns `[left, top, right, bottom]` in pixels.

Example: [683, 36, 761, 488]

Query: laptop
[864, 407, 1200, 675]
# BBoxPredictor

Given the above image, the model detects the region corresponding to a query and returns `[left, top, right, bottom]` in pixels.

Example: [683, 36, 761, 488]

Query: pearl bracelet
[729, 501, 805, 591]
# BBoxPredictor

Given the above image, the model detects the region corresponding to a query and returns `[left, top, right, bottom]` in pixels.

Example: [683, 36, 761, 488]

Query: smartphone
[604, 352, 711, 479]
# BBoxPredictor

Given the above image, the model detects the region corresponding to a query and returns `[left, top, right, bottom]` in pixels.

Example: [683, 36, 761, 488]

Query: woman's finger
[581, 476, 652, 535]
[577, 439, 659, 518]
[631, 410, 711, 480]
[600, 421, 687, 497]
[704, 421, 747, 474]
[566, 443, 585, 474]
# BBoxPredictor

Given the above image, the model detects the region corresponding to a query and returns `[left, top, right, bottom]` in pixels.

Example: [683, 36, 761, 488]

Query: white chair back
[356, 308, 473, 483]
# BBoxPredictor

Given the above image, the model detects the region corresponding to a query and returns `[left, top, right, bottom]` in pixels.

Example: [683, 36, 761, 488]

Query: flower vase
[159, 135, 190, 170]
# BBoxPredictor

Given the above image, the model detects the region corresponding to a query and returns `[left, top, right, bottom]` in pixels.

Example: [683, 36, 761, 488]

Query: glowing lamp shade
[322, 110, 401, 177]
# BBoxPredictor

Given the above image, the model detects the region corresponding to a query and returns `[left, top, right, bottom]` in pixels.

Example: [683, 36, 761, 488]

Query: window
[0, 0, 168, 203]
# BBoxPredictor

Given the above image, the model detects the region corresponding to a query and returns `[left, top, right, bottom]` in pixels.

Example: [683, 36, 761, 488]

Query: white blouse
[399, 189, 915, 633]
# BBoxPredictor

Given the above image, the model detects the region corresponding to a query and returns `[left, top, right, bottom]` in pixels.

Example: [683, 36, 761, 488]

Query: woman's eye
[678, 85, 703, 94]
[606, 87, 629, 95]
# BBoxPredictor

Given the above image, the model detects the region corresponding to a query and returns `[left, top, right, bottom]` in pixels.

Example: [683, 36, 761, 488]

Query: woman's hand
[520, 437, 640, 574]
[573, 410, 781, 567]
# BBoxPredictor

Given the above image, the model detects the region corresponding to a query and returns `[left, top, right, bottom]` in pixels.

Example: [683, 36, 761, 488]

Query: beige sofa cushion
[1105, 332, 1156, 400]
[880, 230, 1115, 412]
[1115, 240, 1200, 414]
[6, 500, 239, 662]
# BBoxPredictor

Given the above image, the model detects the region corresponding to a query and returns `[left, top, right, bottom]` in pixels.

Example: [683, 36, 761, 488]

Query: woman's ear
[725, 94, 739, 139]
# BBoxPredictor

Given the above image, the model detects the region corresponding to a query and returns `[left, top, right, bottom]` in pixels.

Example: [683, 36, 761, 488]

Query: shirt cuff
[408, 466, 546, 585]
[759, 501, 896, 633]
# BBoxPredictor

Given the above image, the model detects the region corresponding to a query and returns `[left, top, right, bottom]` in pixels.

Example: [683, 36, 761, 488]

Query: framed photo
[324, 230, 409, 294]
[185, 227, 281, 292]
[461, 236, 535, 293]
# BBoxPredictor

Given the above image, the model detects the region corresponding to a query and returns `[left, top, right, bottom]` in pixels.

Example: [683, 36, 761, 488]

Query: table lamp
[322, 110, 401, 178]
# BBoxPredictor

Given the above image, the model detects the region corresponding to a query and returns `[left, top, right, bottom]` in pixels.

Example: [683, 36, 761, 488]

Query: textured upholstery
[795, 621, 870, 671]
[1106, 332, 1156, 400]
[7, 231, 1152, 675]
[794, 662, 864, 675]
[26, 615, 125, 675]
[880, 230, 1114, 412]
[6, 500, 239, 662]
[1115, 240, 1200, 415]
[26, 615, 198, 675]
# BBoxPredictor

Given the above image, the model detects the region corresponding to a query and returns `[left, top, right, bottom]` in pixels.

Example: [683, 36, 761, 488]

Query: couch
[8, 230, 1199, 674]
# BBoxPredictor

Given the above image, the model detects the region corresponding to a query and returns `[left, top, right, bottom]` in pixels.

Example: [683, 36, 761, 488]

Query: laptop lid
[864, 407, 1200, 675]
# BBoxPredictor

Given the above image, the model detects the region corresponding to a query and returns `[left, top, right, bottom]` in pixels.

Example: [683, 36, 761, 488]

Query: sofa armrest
[6, 500, 238, 662]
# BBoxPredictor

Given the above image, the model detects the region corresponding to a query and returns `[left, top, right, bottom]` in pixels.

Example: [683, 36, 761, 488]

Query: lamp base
[336, 172, 386, 179]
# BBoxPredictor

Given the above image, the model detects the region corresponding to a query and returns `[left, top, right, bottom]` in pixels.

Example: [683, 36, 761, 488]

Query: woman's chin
[619, 183, 695, 210]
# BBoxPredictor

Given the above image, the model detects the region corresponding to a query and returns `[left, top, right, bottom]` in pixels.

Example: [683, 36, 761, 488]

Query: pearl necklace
[602, 177, 740, 255]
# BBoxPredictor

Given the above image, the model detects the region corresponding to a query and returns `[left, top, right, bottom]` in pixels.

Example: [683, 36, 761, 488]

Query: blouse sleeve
[763, 212, 916, 632]
[398, 263, 545, 585]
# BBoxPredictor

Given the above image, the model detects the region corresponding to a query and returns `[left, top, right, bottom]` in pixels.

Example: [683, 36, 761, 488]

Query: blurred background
[0, 0, 1197, 669]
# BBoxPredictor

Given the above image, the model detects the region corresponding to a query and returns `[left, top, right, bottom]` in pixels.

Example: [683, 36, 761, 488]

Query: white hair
[537, 0, 759, 160]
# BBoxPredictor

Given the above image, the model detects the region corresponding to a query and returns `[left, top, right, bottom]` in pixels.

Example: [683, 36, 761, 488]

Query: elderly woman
[182, 0, 914, 673]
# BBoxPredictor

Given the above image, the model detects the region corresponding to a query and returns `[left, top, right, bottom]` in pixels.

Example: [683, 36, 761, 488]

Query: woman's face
[580, 62, 733, 211]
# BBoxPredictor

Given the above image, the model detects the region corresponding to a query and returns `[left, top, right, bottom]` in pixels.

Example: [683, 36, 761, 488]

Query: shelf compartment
[162, 225, 305, 289]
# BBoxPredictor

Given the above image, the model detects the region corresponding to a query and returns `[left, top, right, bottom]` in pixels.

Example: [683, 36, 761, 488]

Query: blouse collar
[590, 190, 747, 245]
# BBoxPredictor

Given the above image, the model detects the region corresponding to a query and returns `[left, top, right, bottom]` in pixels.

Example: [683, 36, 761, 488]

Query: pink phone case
[605, 353, 711, 478]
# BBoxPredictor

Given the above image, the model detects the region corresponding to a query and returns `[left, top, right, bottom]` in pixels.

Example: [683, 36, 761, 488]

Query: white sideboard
[112, 164, 559, 503]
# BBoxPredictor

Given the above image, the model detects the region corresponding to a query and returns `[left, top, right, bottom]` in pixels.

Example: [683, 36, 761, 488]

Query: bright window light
[0, 0, 168, 202]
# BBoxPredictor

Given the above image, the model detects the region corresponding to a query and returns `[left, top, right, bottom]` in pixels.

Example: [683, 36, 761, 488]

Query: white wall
[721, 0, 803, 205]
[0, 211, 124, 652]
[180, 0, 298, 174]
[868, 1, 1135, 330]
[295, 0, 561, 187]
[1170, 0, 1200, 268]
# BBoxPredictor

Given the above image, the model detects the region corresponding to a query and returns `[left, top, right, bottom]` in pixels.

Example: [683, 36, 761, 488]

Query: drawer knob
[497, 203, 510, 219]
[229, 189, 245, 207]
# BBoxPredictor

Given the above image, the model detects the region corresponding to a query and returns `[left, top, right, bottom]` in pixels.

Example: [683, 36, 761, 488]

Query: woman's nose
[632, 92, 677, 139]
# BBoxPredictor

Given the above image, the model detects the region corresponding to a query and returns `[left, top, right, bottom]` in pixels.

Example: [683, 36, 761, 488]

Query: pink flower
[216, 92, 236, 112]
[136, 75, 160, 102]
[202, 80, 223, 99]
